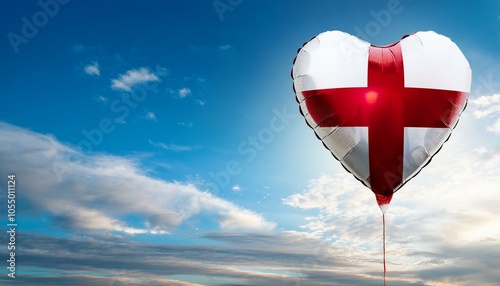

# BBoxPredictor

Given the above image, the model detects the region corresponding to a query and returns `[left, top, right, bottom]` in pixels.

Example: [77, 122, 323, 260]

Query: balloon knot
[375, 193, 393, 214]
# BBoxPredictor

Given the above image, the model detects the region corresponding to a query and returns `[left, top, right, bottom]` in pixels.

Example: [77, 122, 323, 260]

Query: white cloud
[178, 88, 191, 98]
[95, 95, 107, 103]
[84, 61, 100, 76]
[0, 122, 276, 234]
[470, 93, 500, 106]
[487, 118, 500, 133]
[219, 209, 271, 231]
[145, 112, 157, 121]
[232, 185, 241, 192]
[283, 174, 377, 239]
[111, 67, 159, 92]
[470, 94, 500, 133]
[177, 122, 193, 128]
[194, 99, 205, 106]
[470, 94, 500, 118]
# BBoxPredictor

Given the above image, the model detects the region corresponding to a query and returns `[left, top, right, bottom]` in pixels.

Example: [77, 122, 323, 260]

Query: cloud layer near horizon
[0, 231, 426, 286]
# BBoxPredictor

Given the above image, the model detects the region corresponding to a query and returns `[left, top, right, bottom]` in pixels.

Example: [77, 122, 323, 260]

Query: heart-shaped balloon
[292, 31, 471, 210]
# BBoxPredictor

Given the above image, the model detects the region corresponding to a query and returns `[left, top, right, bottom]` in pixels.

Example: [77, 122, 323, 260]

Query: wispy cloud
[178, 87, 191, 98]
[218, 44, 233, 51]
[194, 99, 205, 106]
[83, 61, 100, 76]
[0, 122, 276, 234]
[111, 67, 159, 91]
[149, 139, 192, 152]
[95, 95, 107, 103]
[144, 111, 157, 121]
[177, 122, 193, 128]
[232, 185, 241, 192]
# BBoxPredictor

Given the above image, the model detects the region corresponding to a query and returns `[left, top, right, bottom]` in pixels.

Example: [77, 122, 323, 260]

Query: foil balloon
[291, 31, 471, 211]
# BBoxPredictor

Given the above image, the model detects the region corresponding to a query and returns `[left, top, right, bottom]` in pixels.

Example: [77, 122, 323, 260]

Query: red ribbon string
[383, 213, 387, 286]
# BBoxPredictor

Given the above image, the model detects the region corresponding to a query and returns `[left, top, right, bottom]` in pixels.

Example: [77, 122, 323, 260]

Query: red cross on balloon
[292, 31, 471, 210]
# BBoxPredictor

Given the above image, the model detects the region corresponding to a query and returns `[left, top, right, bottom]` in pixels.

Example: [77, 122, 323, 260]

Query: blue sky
[1, 0, 500, 285]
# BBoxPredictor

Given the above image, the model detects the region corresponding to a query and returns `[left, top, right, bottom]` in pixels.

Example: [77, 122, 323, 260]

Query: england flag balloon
[292, 31, 471, 211]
